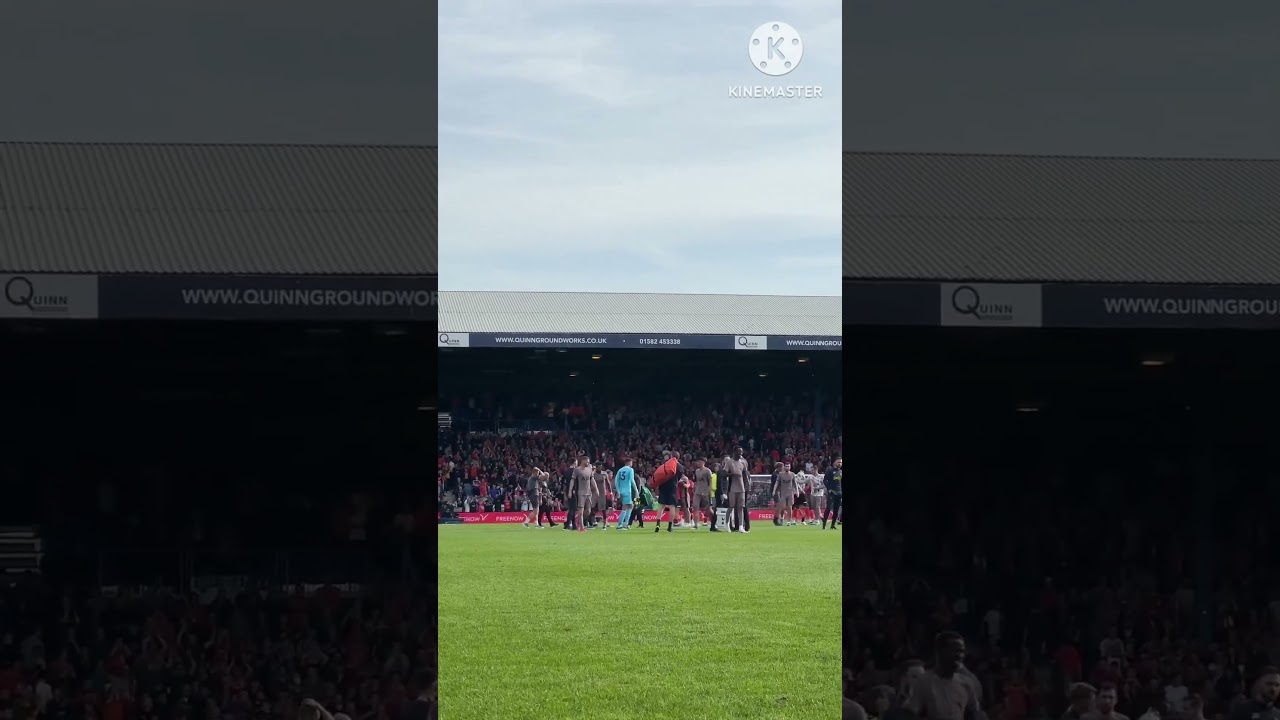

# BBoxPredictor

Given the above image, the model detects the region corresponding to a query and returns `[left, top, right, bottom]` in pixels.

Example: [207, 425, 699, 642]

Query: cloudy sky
[0, 0, 434, 145]
[439, 0, 841, 295]
[847, 1, 1280, 157]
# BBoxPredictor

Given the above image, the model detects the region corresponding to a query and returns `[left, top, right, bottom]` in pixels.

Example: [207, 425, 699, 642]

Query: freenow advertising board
[452, 510, 778, 524]
[435, 332, 841, 350]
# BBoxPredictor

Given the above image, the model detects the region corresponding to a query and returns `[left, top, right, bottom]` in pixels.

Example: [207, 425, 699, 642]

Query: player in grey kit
[593, 465, 611, 529]
[572, 455, 598, 534]
[721, 447, 751, 533]
[807, 466, 826, 526]
[774, 462, 798, 526]
[523, 465, 552, 528]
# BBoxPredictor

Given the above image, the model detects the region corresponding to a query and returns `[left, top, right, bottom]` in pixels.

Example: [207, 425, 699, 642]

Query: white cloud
[440, 0, 841, 295]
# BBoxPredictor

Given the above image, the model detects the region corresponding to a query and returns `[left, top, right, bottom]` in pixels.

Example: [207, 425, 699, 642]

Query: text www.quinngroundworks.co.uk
[492, 337, 609, 345]
[181, 288, 435, 307]
[783, 339, 841, 347]
[1103, 297, 1280, 316]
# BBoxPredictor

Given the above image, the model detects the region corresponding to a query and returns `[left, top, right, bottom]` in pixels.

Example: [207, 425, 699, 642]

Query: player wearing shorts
[536, 474, 556, 527]
[630, 477, 651, 528]
[654, 452, 683, 533]
[593, 466, 611, 529]
[614, 458, 638, 529]
[675, 474, 693, 527]
[794, 475, 809, 525]
[799, 468, 816, 523]
[808, 469, 825, 526]
[572, 456, 598, 534]
[692, 459, 712, 529]
[774, 462, 798, 525]
[523, 465, 549, 528]
[722, 448, 750, 533]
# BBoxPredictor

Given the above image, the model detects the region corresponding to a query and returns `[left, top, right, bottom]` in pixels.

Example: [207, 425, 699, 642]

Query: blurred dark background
[0, 320, 433, 588]
[849, 328, 1280, 720]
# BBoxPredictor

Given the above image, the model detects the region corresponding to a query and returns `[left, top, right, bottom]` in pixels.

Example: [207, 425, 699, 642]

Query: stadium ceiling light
[1141, 354, 1171, 367]
[758, 372, 768, 378]
[798, 357, 809, 363]
[1016, 404, 1040, 413]
[591, 354, 602, 360]
[569, 371, 580, 377]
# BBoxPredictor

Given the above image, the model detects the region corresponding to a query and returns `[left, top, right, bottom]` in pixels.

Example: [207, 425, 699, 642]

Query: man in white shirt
[808, 470, 826, 526]
[905, 633, 980, 720]
[1163, 675, 1189, 715]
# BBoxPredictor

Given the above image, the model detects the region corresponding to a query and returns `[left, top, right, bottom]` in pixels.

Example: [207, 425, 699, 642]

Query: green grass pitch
[438, 520, 842, 719]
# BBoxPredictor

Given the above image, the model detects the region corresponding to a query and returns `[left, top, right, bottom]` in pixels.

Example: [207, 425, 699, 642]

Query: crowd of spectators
[438, 393, 842, 513]
[0, 579, 436, 720]
[0, 324, 435, 719]
[7, 464, 430, 548]
[0, 462, 431, 589]
[1, 469, 433, 720]
[847, 447, 1280, 720]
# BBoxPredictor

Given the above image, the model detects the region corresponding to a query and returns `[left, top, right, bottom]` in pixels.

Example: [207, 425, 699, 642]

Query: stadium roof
[0, 142, 437, 275]
[439, 291, 840, 336]
[843, 151, 1280, 284]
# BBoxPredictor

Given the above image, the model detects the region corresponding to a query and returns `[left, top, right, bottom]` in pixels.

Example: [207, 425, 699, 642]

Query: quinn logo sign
[940, 283, 1043, 328]
[4, 276, 69, 314]
[0, 274, 101, 319]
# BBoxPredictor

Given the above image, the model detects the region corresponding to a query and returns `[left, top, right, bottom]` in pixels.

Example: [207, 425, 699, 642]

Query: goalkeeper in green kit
[629, 475, 654, 529]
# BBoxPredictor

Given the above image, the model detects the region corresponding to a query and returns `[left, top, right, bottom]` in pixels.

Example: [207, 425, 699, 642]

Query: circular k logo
[748, 22, 803, 77]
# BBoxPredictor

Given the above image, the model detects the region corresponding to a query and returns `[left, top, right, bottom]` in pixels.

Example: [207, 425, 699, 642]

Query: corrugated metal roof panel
[0, 142, 436, 275]
[843, 151, 1280, 283]
[439, 291, 840, 336]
